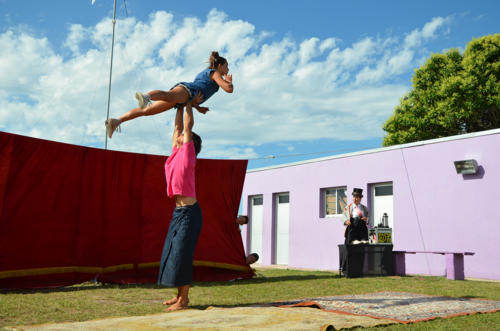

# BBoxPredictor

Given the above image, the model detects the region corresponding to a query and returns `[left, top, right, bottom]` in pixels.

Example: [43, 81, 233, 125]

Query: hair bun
[208, 51, 226, 69]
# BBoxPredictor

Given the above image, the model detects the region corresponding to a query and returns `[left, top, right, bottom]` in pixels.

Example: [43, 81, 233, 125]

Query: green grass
[1, 268, 499, 330]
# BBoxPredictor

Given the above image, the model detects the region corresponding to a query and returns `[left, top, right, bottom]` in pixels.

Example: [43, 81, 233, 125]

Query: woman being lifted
[105, 51, 233, 138]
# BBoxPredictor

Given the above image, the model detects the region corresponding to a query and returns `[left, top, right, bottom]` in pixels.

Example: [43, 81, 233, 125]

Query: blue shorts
[157, 202, 203, 287]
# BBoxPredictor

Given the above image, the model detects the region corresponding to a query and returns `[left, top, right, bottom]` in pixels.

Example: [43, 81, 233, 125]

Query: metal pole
[105, 0, 117, 150]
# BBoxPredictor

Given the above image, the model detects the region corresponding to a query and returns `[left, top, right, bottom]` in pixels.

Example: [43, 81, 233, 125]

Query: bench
[393, 251, 474, 280]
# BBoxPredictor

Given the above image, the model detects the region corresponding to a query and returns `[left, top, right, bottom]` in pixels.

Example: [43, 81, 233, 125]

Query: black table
[338, 244, 394, 278]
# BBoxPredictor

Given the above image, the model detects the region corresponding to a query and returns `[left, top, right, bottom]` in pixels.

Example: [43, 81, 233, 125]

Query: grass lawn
[1, 268, 499, 330]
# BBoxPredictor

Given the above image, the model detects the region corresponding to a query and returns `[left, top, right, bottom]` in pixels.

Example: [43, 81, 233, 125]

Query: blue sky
[1, 0, 499, 169]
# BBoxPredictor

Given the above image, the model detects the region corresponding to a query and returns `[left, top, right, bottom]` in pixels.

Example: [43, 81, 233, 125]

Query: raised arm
[183, 101, 194, 143]
[211, 71, 233, 93]
[172, 106, 184, 148]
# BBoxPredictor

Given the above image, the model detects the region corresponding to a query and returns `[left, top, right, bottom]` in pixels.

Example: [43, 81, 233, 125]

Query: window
[278, 194, 289, 204]
[252, 196, 263, 205]
[375, 185, 393, 196]
[322, 187, 347, 216]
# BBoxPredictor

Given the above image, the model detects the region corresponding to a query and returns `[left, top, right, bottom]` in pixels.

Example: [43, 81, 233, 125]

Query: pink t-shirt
[164, 141, 196, 199]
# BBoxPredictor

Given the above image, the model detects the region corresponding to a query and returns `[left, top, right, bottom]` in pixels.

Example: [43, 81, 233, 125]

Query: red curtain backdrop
[0, 131, 253, 289]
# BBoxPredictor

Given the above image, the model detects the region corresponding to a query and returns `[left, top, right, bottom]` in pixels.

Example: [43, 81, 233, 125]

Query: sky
[1, 0, 499, 170]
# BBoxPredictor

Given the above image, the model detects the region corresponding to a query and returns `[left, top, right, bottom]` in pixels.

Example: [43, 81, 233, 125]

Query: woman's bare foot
[165, 299, 189, 311]
[162, 296, 178, 305]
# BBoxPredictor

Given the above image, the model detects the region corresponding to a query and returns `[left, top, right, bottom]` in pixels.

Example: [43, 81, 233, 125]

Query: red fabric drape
[0, 131, 253, 289]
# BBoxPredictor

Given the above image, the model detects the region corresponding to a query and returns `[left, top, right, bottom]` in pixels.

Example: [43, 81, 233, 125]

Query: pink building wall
[241, 129, 500, 280]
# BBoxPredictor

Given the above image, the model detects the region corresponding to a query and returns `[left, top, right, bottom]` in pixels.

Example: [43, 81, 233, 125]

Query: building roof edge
[247, 128, 500, 173]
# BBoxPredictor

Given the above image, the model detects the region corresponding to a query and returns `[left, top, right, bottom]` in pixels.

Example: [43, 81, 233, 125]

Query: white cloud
[355, 16, 452, 85]
[422, 16, 451, 39]
[404, 16, 450, 48]
[298, 38, 320, 64]
[202, 144, 259, 160]
[320, 38, 336, 52]
[0, 11, 452, 158]
[0, 29, 62, 93]
[63, 24, 87, 55]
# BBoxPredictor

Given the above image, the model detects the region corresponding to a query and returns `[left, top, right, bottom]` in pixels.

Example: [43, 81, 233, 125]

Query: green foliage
[383, 34, 500, 146]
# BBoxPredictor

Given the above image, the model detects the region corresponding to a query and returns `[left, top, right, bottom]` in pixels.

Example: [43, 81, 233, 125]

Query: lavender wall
[241, 130, 500, 280]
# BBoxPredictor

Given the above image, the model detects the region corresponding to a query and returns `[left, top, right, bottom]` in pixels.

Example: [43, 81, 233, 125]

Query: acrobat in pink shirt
[164, 141, 196, 199]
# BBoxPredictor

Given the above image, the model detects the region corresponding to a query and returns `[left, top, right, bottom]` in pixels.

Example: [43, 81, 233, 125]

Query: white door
[274, 193, 290, 265]
[371, 183, 394, 231]
[249, 195, 263, 258]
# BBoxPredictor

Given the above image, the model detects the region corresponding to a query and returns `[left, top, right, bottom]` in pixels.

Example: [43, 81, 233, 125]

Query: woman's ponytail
[208, 51, 227, 69]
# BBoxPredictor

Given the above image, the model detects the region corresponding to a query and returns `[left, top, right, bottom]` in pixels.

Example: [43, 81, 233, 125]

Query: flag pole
[104, 0, 117, 150]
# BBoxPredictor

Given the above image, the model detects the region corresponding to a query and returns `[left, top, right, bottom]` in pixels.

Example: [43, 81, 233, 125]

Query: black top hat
[352, 188, 363, 197]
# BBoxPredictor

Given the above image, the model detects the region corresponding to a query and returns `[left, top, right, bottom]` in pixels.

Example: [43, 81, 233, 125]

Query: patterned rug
[269, 292, 500, 323]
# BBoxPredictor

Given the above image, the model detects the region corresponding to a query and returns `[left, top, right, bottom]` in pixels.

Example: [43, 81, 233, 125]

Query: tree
[382, 34, 500, 146]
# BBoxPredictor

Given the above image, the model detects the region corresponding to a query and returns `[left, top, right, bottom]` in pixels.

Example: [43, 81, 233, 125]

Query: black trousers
[345, 217, 368, 244]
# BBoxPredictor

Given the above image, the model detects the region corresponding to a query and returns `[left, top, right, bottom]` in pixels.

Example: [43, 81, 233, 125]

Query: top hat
[352, 188, 363, 197]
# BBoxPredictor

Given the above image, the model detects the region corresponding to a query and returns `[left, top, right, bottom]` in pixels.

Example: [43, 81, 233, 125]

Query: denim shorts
[171, 83, 194, 109]
[157, 202, 203, 287]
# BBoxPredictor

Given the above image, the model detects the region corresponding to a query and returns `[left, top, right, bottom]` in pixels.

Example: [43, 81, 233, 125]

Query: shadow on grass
[193, 273, 335, 287]
[0, 282, 160, 295]
[0, 274, 335, 294]
[459, 295, 482, 299]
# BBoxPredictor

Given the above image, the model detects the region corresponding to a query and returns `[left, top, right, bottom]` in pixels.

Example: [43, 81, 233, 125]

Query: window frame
[321, 186, 347, 218]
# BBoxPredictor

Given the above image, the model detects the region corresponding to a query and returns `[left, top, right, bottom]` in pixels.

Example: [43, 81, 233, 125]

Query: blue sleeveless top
[180, 69, 220, 105]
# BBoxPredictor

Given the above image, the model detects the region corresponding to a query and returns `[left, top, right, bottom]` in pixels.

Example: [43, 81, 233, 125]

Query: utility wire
[400, 148, 432, 274]
[244, 145, 381, 161]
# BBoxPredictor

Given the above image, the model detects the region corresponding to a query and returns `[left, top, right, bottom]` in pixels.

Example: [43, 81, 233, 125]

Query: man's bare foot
[162, 296, 178, 305]
[165, 299, 188, 311]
